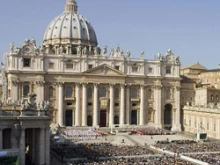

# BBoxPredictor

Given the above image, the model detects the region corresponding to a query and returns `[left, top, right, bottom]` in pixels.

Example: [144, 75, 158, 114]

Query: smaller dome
[43, 0, 98, 50]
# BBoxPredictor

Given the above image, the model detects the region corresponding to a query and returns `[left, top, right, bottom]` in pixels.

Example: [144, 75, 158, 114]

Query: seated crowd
[69, 156, 194, 165]
[52, 143, 156, 159]
[130, 127, 175, 135]
[154, 140, 220, 153]
[186, 153, 220, 165]
[61, 129, 106, 141]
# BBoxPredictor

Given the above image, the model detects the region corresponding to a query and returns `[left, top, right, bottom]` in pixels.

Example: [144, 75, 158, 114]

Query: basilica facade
[3, 0, 182, 131]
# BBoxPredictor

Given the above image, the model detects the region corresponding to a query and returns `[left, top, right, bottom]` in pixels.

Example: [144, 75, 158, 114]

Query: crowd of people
[69, 156, 194, 165]
[52, 142, 156, 159]
[186, 153, 220, 165]
[130, 127, 175, 135]
[154, 141, 220, 153]
[62, 128, 107, 142]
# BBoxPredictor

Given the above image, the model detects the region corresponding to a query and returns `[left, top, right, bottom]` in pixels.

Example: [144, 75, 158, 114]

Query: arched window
[114, 88, 119, 98]
[100, 87, 106, 97]
[23, 85, 29, 96]
[49, 86, 54, 98]
[65, 86, 72, 98]
[87, 87, 92, 98]
[131, 88, 137, 98]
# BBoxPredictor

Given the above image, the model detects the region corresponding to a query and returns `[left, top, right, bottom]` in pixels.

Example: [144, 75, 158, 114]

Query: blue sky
[0, 0, 220, 69]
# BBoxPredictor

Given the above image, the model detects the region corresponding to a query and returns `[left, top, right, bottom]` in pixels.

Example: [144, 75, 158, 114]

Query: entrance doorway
[100, 110, 107, 127]
[3, 129, 11, 149]
[114, 115, 119, 125]
[87, 116, 92, 126]
[164, 104, 172, 129]
[65, 110, 72, 126]
[131, 110, 138, 125]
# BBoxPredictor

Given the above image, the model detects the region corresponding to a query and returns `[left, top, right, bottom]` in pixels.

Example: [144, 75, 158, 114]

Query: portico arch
[164, 104, 172, 129]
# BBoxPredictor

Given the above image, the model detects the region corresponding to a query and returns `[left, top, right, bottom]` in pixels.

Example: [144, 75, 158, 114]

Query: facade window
[49, 86, 54, 98]
[65, 86, 72, 98]
[87, 88, 92, 98]
[114, 66, 120, 70]
[207, 122, 209, 130]
[189, 119, 191, 126]
[211, 95, 214, 101]
[114, 103, 119, 106]
[66, 63, 73, 69]
[216, 95, 219, 101]
[132, 66, 138, 73]
[166, 88, 171, 99]
[131, 88, 137, 98]
[114, 88, 119, 98]
[23, 85, 30, 96]
[100, 87, 106, 97]
[166, 66, 171, 74]
[148, 67, 153, 73]
[49, 62, 54, 69]
[23, 58, 31, 67]
[88, 64, 93, 69]
[214, 122, 216, 131]
[148, 89, 153, 99]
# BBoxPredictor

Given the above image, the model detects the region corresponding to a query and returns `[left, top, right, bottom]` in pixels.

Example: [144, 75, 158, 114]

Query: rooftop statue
[102, 46, 107, 55]
[126, 50, 131, 58]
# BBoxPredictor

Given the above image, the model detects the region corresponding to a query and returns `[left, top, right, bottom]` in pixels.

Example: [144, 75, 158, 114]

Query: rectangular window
[148, 67, 153, 73]
[132, 66, 138, 73]
[132, 103, 137, 106]
[66, 102, 72, 106]
[166, 66, 171, 74]
[23, 58, 31, 67]
[114, 103, 119, 106]
[49, 62, 54, 69]
[66, 64, 73, 69]
[114, 66, 120, 70]
[88, 64, 93, 69]
[88, 102, 92, 106]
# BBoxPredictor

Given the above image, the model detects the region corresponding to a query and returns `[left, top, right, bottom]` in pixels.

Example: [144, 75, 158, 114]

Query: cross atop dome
[65, 0, 78, 13]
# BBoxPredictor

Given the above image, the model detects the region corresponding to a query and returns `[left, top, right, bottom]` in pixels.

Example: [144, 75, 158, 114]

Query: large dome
[43, 0, 98, 54]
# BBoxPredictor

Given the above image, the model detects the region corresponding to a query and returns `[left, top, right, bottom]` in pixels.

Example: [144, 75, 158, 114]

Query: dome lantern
[65, 0, 78, 13]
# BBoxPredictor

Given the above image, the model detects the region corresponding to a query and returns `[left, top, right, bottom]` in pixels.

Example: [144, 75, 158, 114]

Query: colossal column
[19, 128, 25, 165]
[93, 83, 99, 127]
[36, 81, 45, 104]
[109, 84, 114, 127]
[120, 84, 125, 127]
[172, 85, 182, 131]
[39, 128, 45, 165]
[126, 85, 130, 125]
[58, 82, 64, 127]
[154, 81, 162, 128]
[140, 85, 145, 125]
[0, 128, 2, 150]
[75, 83, 80, 126]
[82, 83, 87, 126]
[45, 127, 50, 164]
[11, 81, 19, 101]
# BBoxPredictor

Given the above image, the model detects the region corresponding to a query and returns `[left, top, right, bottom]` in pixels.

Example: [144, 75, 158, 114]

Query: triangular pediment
[83, 64, 126, 76]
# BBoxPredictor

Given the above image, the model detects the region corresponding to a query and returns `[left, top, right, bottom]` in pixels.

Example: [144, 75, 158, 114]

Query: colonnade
[57, 83, 162, 128]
